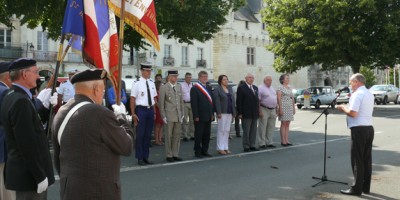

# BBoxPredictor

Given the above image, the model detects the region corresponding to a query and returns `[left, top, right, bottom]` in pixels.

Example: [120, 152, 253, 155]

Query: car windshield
[370, 85, 387, 91]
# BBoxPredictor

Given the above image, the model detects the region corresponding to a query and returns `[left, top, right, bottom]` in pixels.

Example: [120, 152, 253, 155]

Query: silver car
[369, 84, 399, 105]
[296, 86, 336, 109]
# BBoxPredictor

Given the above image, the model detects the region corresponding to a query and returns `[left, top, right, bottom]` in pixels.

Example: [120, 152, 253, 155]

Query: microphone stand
[311, 90, 347, 187]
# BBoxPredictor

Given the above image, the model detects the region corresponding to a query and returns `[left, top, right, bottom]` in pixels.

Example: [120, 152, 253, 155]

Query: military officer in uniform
[1, 58, 55, 199]
[158, 70, 185, 162]
[130, 63, 157, 166]
[52, 69, 133, 200]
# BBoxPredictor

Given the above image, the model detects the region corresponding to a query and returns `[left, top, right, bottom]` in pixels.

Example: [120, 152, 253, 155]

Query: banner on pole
[108, 0, 160, 51]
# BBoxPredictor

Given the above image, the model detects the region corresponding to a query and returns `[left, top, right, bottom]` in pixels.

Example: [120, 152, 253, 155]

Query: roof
[234, 0, 261, 23]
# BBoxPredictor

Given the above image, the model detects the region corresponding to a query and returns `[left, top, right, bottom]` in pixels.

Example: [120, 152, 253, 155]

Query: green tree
[262, 0, 400, 73]
[360, 66, 376, 88]
[0, 0, 245, 49]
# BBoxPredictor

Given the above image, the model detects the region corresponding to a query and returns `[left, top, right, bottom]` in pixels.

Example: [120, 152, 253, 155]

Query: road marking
[52, 136, 351, 181]
[118, 137, 350, 173]
[291, 126, 302, 130]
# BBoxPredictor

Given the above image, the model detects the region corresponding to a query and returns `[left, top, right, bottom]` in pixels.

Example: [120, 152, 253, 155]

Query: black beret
[70, 69, 107, 84]
[140, 63, 152, 70]
[167, 70, 178, 76]
[0, 61, 11, 74]
[9, 58, 36, 71]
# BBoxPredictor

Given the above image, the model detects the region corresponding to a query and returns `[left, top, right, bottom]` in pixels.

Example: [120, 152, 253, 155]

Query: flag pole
[116, 0, 126, 105]
[46, 35, 66, 137]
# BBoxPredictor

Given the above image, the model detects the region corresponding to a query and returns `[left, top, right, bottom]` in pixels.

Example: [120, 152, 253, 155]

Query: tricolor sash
[195, 83, 213, 105]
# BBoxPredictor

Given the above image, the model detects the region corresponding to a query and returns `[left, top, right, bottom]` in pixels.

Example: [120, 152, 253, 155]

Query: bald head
[74, 80, 105, 104]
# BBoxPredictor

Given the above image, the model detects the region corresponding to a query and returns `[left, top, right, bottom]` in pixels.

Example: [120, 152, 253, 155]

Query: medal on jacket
[141, 92, 144, 96]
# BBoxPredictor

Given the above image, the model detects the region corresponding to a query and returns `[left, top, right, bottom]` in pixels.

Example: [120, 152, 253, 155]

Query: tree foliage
[0, 0, 245, 49]
[262, 0, 400, 73]
[360, 66, 376, 88]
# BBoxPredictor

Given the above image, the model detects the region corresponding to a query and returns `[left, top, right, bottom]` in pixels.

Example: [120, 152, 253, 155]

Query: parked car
[292, 88, 305, 103]
[336, 88, 352, 105]
[369, 84, 399, 105]
[296, 86, 336, 109]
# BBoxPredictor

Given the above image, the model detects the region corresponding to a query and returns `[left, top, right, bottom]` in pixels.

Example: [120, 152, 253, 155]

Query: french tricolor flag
[83, 0, 119, 87]
[62, 0, 119, 88]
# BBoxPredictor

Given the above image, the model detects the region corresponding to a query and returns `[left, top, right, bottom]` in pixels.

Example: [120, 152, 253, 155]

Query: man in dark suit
[0, 58, 55, 199]
[52, 69, 134, 200]
[0, 61, 15, 200]
[236, 73, 260, 152]
[190, 71, 214, 158]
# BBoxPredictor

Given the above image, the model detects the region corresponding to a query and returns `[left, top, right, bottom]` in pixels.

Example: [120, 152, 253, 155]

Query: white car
[296, 86, 336, 109]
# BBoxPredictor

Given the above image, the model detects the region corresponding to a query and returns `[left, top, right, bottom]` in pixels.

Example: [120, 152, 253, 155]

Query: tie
[172, 85, 176, 92]
[146, 80, 152, 106]
[250, 85, 255, 95]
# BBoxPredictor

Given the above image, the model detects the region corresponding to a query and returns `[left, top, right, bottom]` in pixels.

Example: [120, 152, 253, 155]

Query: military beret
[167, 70, 178, 76]
[0, 61, 11, 74]
[70, 69, 107, 84]
[140, 63, 152, 70]
[9, 58, 37, 71]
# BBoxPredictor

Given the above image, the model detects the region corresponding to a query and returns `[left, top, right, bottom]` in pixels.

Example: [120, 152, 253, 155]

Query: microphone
[337, 86, 350, 93]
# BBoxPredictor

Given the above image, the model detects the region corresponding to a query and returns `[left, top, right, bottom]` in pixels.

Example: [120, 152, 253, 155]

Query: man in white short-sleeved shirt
[337, 73, 374, 196]
[57, 70, 77, 104]
[129, 63, 157, 166]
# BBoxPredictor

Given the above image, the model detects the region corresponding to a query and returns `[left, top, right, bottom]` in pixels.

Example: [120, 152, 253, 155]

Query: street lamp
[26, 41, 34, 57]
[153, 51, 157, 70]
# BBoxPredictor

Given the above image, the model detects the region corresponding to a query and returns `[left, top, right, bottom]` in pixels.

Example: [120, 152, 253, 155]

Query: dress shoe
[259, 145, 267, 149]
[138, 160, 146, 166]
[201, 152, 212, 157]
[244, 148, 251, 152]
[286, 143, 293, 146]
[250, 147, 259, 151]
[281, 143, 288, 147]
[236, 135, 242, 138]
[340, 188, 361, 196]
[267, 144, 276, 148]
[143, 159, 154, 165]
[190, 137, 195, 140]
[195, 152, 203, 158]
[217, 150, 227, 155]
[173, 157, 183, 161]
[166, 157, 175, 162]
[225, 150, 231, 154]
[182, 138, 189, 142]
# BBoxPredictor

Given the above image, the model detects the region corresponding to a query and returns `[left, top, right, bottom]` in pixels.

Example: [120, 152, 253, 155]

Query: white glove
[37, 177, 48, 194]
[50, 92, 58, 106]
[163, 117, 167, 124]
[112, 104, 126, 115]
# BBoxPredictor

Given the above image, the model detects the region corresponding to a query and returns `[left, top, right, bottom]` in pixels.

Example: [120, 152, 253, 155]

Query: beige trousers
[257, 107, 277, 146]
[0, 163, 16, 200]
[182, 103, 194, 138]
[165, 121, 182, 157]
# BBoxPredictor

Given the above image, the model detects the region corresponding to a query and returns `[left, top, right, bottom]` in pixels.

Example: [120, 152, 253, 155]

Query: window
[197, 47, 203, 60]
[181, 46, 188, 65]
[245, 21, 249, 29]
[164, 44, 172, 58]
[262, 23, 266, 30]
[0, 29, 11, 48]
[37, 31, 49, 51]
[247, 47, 255, 65]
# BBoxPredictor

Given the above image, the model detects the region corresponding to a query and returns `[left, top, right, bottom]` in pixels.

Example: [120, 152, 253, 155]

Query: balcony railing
[163, 57, 175, 66]
[33, 51, 58, 62]
[0, 47, 24, 59]
[196, 60, 207, 68]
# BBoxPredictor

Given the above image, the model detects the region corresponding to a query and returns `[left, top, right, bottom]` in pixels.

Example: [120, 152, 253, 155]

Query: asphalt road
[47, 104, 400, 200]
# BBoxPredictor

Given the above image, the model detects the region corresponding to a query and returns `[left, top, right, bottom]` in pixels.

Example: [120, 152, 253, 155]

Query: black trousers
[234, 115, 241, 136]
[193, 121, 211, 154]
[350, 126, 374, 193]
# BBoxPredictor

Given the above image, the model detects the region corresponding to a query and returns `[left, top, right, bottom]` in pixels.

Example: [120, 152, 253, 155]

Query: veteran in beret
[129, 63, 157, 166]
[0, 61, 15, 200]
[0, 58, 55, 199]
[52, 69, 134, 200]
